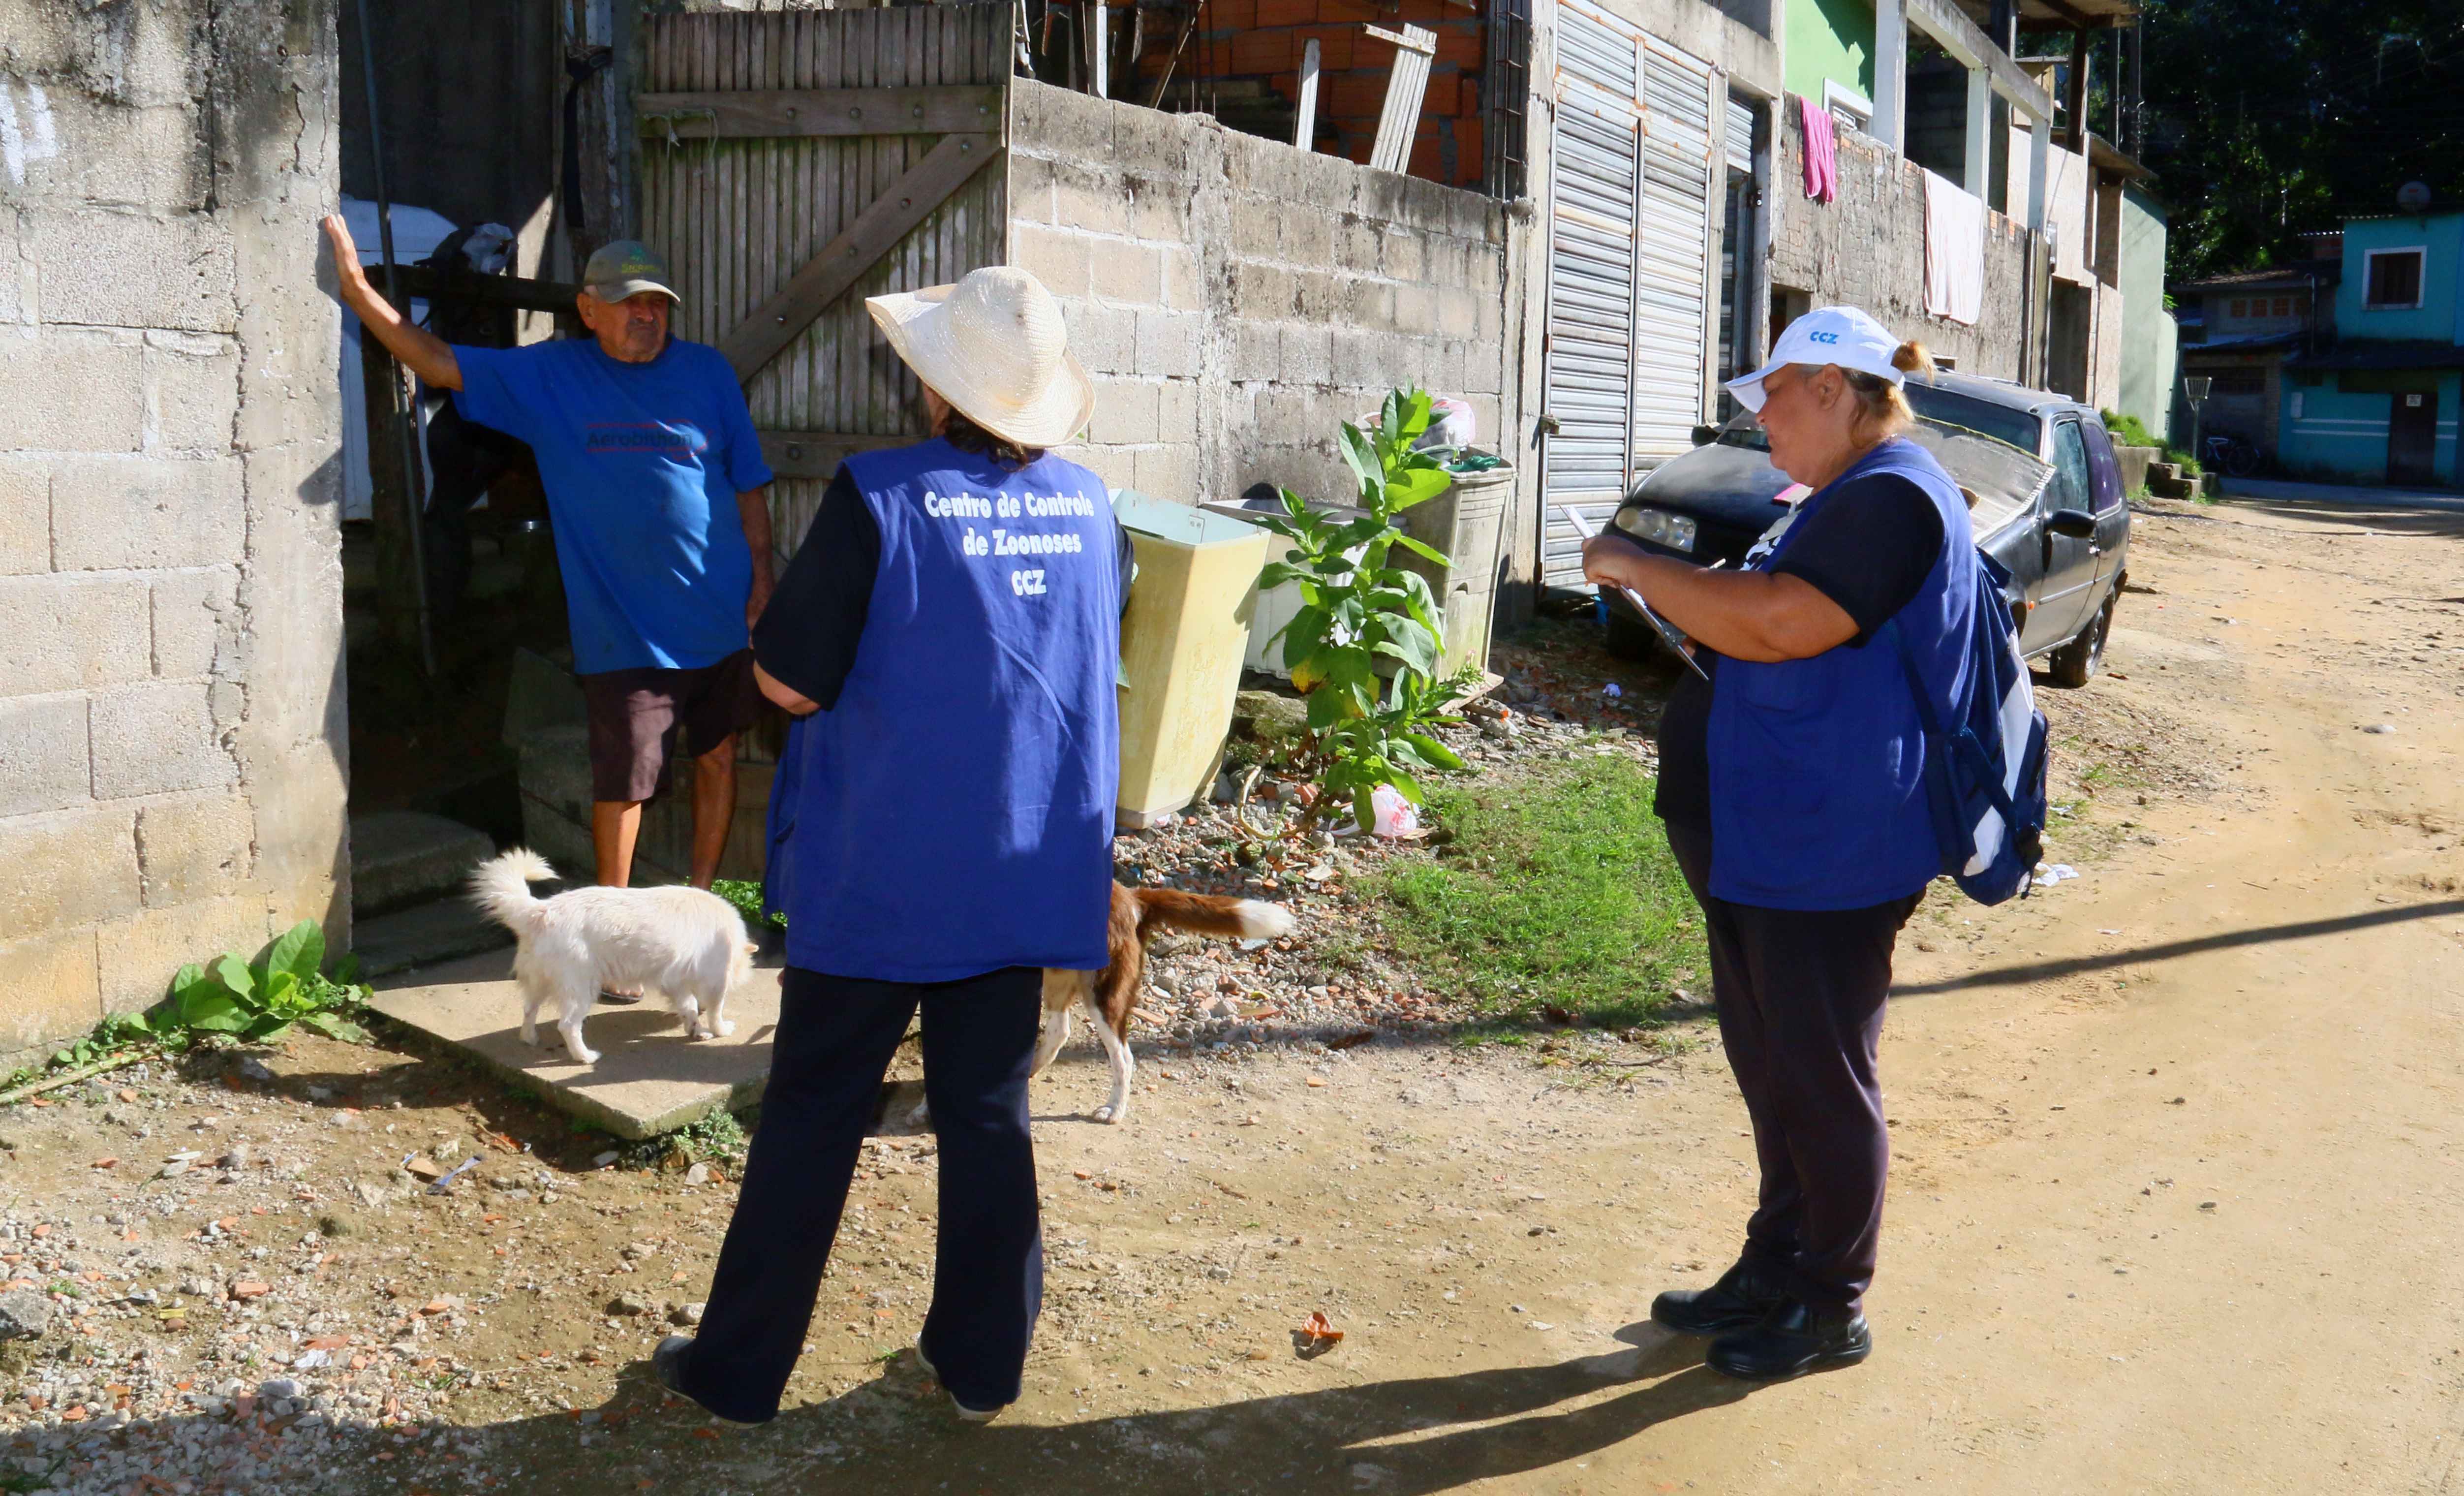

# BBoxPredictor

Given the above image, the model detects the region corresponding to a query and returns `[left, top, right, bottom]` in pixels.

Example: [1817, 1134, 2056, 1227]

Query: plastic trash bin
[1398, 454, 1514, 674]
[1113, 489, 1272, 828]
[1199, 492, 1370, 680]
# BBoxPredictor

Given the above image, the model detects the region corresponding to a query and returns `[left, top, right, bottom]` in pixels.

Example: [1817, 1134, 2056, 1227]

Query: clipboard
[1559, 504, 1711, 681]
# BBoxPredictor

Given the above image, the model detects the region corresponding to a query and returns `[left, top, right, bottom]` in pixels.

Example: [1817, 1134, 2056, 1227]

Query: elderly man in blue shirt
[324, 218, 774, 893]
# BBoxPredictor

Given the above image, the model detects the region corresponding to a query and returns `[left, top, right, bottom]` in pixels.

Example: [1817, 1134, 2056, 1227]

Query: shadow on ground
[447, 1323, 1756, 1495]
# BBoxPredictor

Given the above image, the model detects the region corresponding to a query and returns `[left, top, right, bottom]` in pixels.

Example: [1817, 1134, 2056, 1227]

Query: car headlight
[1613, 506, 1698, 553]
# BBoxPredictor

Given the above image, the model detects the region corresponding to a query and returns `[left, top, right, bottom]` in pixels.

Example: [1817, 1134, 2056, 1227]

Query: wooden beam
[757, 430, 911, 480]
[1362, 24, 1436, 54]
[391, 264, 583, 313]
[636, 86, 1006, 140]
[2064, 28, 2089, 153]
[1293, 36, 1321, 150]
[1366, 24, 1437, 173]
[717, 132, 1002, 383]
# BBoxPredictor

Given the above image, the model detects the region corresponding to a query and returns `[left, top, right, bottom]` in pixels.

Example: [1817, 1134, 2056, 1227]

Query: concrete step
[2146, 474, 2197, 499]
[2146, 461, 2181, 482]
[351, 811, 495, 917]
[352, 897, 512, 979]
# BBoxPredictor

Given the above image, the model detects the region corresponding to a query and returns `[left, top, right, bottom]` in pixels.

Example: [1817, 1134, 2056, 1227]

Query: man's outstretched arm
[323, 213, 462, 391]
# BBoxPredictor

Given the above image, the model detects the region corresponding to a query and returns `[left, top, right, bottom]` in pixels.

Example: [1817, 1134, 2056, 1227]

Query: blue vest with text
[1705, 436, 1977, 910]
[769, 438, 1122, 981]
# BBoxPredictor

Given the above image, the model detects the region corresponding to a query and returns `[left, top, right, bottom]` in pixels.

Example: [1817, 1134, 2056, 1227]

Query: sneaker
[652, 1335, 760, 1426]
[913, 1340, 1006, 1424]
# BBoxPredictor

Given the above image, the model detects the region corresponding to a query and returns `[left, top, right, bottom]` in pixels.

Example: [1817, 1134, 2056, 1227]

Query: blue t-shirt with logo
[452, 338, 774, 674]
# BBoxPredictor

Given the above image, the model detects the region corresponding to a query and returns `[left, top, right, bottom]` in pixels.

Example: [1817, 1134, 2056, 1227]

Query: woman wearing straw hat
[653, 266, 1127, 1426]
[1581, 306, 1971, 1382]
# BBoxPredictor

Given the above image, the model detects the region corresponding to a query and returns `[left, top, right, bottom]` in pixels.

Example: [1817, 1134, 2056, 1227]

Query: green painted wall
[2335, 213, 2464, 343]
[2117, 187, 2177, 442]
[1785, 0, 1876, 109]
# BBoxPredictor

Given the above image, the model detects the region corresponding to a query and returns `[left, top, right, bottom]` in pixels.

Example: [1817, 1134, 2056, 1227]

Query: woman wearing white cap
[653, 266, 1127, 1426]
[1582, 306, 1976, 1381]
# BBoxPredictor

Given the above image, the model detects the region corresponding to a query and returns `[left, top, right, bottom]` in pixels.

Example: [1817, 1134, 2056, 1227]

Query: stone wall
[1773, 99, 2034, 379]
[1006, 79, 1510, 512]
[0, 0, 347, 1057]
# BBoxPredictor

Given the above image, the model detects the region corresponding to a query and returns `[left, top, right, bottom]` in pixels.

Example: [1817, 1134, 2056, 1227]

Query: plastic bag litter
[1371, 784, 1419, 838]
[2032, 862, 2078, 888]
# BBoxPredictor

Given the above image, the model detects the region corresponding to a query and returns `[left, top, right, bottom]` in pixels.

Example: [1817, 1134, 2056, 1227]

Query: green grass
[1370, 756, 1706, 1029]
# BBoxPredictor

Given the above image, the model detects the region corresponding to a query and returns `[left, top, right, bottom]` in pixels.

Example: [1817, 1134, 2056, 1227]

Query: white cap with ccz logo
[1725, 305, 1908, 413]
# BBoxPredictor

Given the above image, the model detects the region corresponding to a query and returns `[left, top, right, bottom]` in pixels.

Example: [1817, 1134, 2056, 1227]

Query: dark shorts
[580, 649, 764, 804]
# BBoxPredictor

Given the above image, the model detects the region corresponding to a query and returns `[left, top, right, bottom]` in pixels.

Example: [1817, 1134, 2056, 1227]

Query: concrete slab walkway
[368, 945, 785, 1140]
[2219, 475, 2464, 513]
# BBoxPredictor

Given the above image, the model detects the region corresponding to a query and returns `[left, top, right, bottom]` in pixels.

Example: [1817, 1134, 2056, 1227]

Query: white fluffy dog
[468, 849, 754, 1067]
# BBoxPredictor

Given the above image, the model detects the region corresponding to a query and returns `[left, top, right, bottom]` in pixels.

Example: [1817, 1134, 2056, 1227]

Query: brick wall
[1007, 79, 1509, 511]
[0, 1, 347, 1058]
[1773, 99, 2033, 379]
[1144, 0, 1487, 189]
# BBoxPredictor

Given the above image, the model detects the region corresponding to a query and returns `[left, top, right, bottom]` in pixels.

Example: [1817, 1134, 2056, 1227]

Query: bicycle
[2201, 433, 2260, 478]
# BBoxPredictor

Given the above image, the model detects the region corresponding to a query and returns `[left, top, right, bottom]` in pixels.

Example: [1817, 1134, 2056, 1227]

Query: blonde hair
[1839, 341, 1936, 442]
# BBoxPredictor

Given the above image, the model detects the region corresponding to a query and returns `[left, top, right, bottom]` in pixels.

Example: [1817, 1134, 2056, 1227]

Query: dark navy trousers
[1664, 821, 1921, 1313]
[674, 964, 1046, 1421]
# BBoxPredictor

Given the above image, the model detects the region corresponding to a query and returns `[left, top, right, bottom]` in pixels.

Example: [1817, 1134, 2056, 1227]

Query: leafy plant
[171, 920, 372, 1043]
[710, 878, 785, 931]
[1257, 388, 1468, 829]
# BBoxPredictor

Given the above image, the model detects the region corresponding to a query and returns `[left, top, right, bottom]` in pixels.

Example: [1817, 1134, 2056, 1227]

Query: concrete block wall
[0, 1, 346, 1059]
[1773, 100, 2033, 381]
[1007, 80, 1509, 512]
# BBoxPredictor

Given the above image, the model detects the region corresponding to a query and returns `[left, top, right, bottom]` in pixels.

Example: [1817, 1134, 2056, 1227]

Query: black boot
[1650, 1258, 1790, 1336]
[1705, 1296, 1872, 1381]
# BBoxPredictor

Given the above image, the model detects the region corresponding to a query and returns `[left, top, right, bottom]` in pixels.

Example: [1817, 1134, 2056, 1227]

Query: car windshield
[1903, 384, 2041, 452]
[1712, 385, 2042, 456]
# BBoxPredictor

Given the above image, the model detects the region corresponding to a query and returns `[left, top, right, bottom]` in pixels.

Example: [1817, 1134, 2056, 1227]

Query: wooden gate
[639, 6, 1012, 552]
[627, 7, 1010, 881]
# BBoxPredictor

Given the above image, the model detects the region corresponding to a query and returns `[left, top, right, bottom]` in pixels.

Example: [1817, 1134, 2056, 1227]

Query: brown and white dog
[914, 882, 1294, 1128]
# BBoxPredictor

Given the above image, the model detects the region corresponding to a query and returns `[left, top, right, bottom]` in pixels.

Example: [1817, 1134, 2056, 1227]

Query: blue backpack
[1889, 550, 2048, 905]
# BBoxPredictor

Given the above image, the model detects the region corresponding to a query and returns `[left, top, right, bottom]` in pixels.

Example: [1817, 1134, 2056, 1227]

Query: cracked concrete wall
[1007, 81, 1510, 512]
[0, 0, 346, 1058]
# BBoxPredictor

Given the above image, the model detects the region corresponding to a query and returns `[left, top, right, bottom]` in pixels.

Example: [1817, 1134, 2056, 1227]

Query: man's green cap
[582, 240, 678, 303]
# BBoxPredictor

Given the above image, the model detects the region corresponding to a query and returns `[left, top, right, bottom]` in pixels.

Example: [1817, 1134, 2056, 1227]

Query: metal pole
[352, 0, 437, 677]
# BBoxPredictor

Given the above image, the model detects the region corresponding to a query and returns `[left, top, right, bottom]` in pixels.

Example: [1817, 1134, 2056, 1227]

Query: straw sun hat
[865, 266, 1095, 449]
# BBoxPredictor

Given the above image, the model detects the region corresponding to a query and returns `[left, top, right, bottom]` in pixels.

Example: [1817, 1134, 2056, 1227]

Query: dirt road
[772, 494, 2464, 1494]
[5, 494, 2461, 1494]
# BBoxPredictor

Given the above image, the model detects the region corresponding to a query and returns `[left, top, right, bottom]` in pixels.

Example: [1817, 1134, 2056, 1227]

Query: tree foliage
[2136, 0, 2464, 281]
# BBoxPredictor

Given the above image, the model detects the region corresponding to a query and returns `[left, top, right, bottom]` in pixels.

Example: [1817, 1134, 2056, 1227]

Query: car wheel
[2047, 588, 2116, 688]
[1603, 605, 1661, 662]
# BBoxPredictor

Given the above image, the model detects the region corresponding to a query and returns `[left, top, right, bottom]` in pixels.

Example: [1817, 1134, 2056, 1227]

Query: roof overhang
[2285, 340, 2464, 373]
[1908, 0, 2056, 121]
[1953, 0, 2139, 31]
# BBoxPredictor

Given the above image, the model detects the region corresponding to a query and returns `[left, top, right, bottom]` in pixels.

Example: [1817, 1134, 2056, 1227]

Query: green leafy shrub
[2100, 408, 2200, 474]
[171, 920, 371, 1043]
[1256, 388, 1468, 829]
[711, 878, 785, 930]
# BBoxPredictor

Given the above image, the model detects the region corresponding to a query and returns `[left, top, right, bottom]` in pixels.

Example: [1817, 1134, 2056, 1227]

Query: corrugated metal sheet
[1726, 96, 1755, 173]
[1556, 4, 1635, 100]
[1632, 39, 1713, 467]
[1540, 12, 1719, 589]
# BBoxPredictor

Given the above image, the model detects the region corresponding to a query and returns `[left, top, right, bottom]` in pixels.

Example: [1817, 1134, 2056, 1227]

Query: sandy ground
[4, 494, 2462, 1495]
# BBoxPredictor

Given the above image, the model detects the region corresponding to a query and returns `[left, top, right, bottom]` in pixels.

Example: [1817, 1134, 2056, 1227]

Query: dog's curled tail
[468, 847, 558, 932]
[1130, 886, 1296, 943]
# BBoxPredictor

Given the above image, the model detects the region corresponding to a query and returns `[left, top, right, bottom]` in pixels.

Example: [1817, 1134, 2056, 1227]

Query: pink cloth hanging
[1799, 94, 1838, 204]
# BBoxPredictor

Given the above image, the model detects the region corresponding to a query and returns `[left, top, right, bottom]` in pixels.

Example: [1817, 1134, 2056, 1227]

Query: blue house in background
[2279, 211, 2464, 486]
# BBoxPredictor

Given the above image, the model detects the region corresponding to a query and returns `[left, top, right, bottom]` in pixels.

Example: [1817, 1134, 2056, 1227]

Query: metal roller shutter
[1540, 10, 1720, 590]
[1632, 40, 1714, 467]
[1726, 96, 1755, 174]
[1541, 7, 1642, 588]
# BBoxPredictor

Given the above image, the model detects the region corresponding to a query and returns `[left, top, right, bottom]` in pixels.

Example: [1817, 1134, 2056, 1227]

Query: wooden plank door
[630, 8, 1010, 878]
[639, 7, 1011, 556]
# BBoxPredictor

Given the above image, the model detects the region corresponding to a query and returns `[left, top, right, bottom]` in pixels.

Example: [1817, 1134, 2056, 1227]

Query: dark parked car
[1600, 371, 2132, 686]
